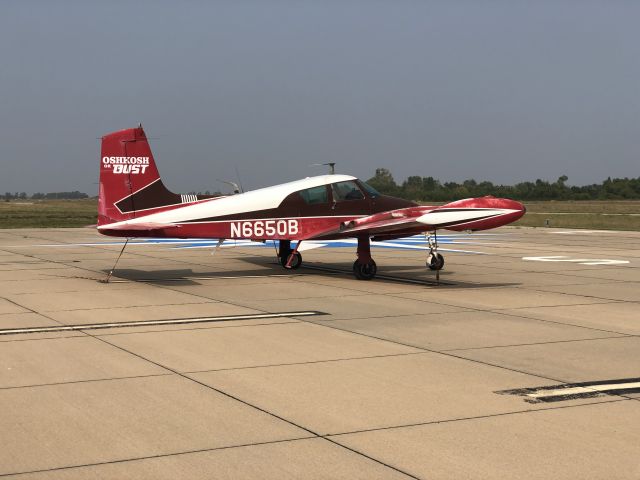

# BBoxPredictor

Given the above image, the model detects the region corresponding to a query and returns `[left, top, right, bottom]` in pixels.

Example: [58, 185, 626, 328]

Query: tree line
[3, 191, 89, 201]
[3, 171, 640, 202]
[366, 169, 640, 201]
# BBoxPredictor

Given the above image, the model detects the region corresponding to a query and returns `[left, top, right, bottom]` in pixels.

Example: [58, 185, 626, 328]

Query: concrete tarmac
[0, 227, 638, 479]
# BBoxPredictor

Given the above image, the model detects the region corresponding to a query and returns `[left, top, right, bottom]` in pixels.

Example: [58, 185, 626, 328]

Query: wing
[302, 199, 524, 240]
[300, 208, 428, 240]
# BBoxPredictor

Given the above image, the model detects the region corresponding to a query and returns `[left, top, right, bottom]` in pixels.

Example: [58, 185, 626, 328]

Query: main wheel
[280, 252, 302, 270]
[427, 253, 444, 271]
[353, 259, 377, 280]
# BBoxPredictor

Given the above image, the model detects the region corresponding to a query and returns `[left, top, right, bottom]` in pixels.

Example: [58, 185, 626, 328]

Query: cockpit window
[299, 185, 328, 205]
[360, 181, 380, 198]
[331, 181, 365, 201]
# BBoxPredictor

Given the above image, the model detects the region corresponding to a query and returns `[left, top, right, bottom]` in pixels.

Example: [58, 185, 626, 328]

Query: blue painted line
[26, 233, 511, 256]
[157, 233, 509, 253]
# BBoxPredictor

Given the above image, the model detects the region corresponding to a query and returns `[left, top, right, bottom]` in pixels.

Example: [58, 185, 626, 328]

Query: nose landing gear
[427, 253, 445, 271]
[426, 231, 444, 283]
[425, 232, 445, 271]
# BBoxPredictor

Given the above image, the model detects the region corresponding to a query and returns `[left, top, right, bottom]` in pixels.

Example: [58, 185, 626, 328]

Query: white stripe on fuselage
[100, 174, 356, 230]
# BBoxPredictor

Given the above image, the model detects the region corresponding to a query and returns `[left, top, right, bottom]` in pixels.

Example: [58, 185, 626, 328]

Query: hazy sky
[1, 0, 638, 195]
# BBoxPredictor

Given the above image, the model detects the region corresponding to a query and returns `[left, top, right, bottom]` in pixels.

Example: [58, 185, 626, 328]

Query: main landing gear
[353, 236, 377, 280]
[277, 234, 443, 282]
[278, 240, 302, 270]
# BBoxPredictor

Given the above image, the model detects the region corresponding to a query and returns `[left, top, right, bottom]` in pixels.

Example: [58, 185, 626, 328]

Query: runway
[0, 226, 639, 479]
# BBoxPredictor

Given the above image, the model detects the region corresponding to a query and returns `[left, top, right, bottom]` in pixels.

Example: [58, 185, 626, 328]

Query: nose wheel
[427, 253, 444, 270]
[426, 231, 445, 272]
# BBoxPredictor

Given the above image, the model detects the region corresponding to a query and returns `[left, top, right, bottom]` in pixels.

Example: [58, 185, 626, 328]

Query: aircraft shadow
[231, 255, 521, 289]
[103, 258, 519, 289]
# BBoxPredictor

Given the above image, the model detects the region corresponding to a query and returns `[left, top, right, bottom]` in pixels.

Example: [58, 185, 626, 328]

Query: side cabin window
[331, 181, 365, 201]
[299, 185, 329, 205]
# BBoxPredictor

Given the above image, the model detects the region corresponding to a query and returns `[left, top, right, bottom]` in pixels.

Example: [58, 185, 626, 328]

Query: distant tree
[402, 176, 424, 201]
[422, 176, 440, 192]
[366, 168, 399, 196]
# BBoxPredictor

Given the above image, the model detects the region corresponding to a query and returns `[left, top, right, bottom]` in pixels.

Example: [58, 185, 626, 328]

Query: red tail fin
[98, 125, 180, 226]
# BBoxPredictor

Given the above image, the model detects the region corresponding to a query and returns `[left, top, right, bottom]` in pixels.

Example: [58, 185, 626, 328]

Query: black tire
[353, 259, 377, 280]
[281, 252, 302, 270]
[427, 253, 444, 271]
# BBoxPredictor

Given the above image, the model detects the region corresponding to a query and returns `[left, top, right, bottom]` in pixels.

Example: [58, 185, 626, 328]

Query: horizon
[4, 171, 637, 198]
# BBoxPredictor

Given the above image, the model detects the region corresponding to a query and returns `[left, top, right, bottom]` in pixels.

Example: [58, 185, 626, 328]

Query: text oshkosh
[102, 156, 150, 174]
[230, 220, 299, 238]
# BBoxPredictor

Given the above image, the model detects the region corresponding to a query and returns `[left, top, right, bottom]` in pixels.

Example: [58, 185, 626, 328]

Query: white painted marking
[437, 247, 490, 255]
[550, 230, 623, 235]
[528, 382, 640, 399]
[0, 311, 322, 336]
[296, 243, 328, 252]
[522, 256, 629, 266]
[528, 213, 640, 216]
[372, 241, 489, 255]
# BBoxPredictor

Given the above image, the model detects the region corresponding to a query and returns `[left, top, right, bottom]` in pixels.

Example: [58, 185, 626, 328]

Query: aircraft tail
[98, 125, 181, 226]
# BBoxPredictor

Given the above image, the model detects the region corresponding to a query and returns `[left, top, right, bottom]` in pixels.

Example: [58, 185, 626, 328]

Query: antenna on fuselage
[234, 165, 245, 193]
[311, 162, 336, 174]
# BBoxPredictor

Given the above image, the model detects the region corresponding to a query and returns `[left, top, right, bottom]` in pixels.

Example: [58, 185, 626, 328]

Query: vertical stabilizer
[98, 126, 180, 226]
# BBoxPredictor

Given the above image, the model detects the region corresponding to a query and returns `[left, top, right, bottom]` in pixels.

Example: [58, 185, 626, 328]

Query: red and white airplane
[97, 125, 525, 280]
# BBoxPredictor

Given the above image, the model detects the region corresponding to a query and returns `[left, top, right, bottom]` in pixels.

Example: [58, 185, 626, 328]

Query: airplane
[97, 125, 526, 280]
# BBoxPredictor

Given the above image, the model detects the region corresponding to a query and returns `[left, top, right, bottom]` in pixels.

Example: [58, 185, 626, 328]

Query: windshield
[360, 181, 380, 198]
[331, 181, 365, 201]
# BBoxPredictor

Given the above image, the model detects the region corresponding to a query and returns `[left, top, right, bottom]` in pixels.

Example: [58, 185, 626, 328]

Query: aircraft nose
[506, 199, 526, 220]
[490, 197, 526, 222]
